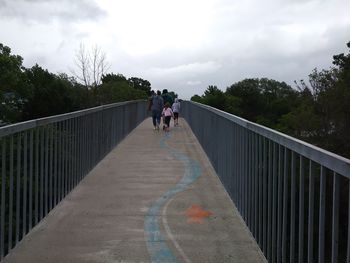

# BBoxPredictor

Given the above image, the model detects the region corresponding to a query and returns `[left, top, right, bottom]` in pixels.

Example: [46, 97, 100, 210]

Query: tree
[190, 94, 202, 103]
[225, 78, 298, 126]
[72, 43, 110, 90]
[97, 73, 148, 104]
[23, 65, 79, 119]
[200, 85, 227, 110]
[0, 43, 29, 123]
[128, 77, 151, 95]
[102, 73, 127, 83]
[225, 79, 264, 121]
[283, 41, 350, 158]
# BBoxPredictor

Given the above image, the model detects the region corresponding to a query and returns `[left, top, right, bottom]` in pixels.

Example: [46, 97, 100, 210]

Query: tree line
[0, 43, 151, 124]
[191, 41, 350, 159]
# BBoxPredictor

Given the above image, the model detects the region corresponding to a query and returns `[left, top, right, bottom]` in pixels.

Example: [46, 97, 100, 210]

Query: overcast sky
[1, 0, 349, 99]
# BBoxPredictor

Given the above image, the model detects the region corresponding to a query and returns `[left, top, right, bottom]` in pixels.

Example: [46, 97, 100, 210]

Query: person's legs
[174, 112, 179, 126]
[151, 110, 157, 128]
[156, 111, 161, 129]
[165, 116, 171, 131]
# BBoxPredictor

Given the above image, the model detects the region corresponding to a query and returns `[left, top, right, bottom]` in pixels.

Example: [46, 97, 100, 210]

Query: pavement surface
[3, 118, 266, 263]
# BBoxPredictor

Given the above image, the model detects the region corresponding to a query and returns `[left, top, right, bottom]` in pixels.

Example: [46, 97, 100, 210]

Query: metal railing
[182, 101, 350, 263]
[0, 100, 147, 259]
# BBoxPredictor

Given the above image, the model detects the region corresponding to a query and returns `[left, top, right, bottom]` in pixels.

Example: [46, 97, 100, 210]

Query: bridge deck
[3, 118, 265, 263]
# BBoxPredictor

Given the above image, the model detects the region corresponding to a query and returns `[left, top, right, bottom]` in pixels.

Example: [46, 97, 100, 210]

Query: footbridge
[0, 101, 349, 262]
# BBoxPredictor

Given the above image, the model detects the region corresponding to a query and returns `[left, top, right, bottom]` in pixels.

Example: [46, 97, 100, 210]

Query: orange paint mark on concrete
[185, 204, 213, 224]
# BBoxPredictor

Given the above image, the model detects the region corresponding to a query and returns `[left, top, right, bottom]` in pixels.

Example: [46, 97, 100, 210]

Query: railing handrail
[189, 101, 350, 177]
[0, 100, 145, 138]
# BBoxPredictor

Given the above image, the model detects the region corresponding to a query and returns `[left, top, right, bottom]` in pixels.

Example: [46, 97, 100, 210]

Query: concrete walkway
[3, 118, 266, 263]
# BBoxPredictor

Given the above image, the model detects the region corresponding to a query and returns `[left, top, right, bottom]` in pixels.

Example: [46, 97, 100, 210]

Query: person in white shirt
[171, 98, 180, 126]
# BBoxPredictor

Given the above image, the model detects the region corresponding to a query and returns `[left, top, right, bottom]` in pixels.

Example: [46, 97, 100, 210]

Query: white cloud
[186, 81, 202, 86]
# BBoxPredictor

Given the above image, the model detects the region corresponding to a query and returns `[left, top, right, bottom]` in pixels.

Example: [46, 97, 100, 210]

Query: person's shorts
[174, 112, 179, 119]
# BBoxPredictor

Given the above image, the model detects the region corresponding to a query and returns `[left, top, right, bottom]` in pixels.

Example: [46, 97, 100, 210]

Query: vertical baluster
[63, 120, 67, 198]
[29, 130, 33, 231]
[263, 138, 267, 255]
[255, 133, 259, 239]
[53, 123, 58, 206]
[70, 119, 73, 188]
[23, 132, 28, 237]
[35, 128, 39, 224]
[58, 122, 62, 202]
[40, 127, 44, 220]
[257, 135, 260, 244]
[245, 130, 249, 227]
[247, 131, 251, 239]
[81, 117, 85, 180]
[8, 136, 14, 251]
[272, 143, 278, 263]
[290, 152, 296, 263]
[1, 139, 6, 258]
[15, 134, 21, 245]
[45, 126, 49, 216]
[331, 172, 339, 263]
[74, 118, 78, 187]
[71, 118, 74, 190]
[259, 135, 263, 248]
[49, 126, 53, 211]
[267, 140, 273, 262]
[239, 127, 242, 213]
[242, 128, 246, 221]
[319, 166, 326, 263]
[277, 144, 283, 262]
[66, 120, 70, 194]
[347, 179, 350, 263]
[282, 148, 289, 263]
[299, 156, 305, 263]
[248, 130, 252, 229]
[308, 160, 315, 263]
[235, 125, 239, 205]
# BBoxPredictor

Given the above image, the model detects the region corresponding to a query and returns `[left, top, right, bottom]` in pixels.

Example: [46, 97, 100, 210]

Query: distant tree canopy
[191, 41, 350, 158]
[192, 79, 298, 127]
[0, 43, 151, 124]
[98, 73, 148, 104]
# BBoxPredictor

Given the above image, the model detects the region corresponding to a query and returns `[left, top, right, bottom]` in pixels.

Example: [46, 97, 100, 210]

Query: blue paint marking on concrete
[144, 133, 201, 263]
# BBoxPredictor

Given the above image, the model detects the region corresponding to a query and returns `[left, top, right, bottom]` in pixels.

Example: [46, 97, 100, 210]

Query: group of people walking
[149, 89, 180, 132]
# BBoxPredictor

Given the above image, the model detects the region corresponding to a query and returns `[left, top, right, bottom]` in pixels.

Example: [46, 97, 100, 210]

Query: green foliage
[195, 85, 227, 110]
[226, 78, 298, 125]
[102, 73, 127, 83]
[0, 43, 153, 125]
[98, 73, 148, 104]
[0, 44, 29, 122]
[128, 77, 151, 95]
[22, 65, 79, 119]
[0, 43, 26, 93]
[191, 41, 350, 158]
[190, 94, 202, 103]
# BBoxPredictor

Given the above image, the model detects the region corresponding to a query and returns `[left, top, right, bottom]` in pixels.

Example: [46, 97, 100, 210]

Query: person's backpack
[162, 93, 173, 106]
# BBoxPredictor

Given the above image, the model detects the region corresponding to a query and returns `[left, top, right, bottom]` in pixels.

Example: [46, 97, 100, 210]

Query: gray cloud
[0, 0, 106, 23]
[1, 0, 349, 100]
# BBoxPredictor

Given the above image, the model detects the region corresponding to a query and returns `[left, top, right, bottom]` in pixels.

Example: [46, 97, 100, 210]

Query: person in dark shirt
[162, 89, 174, 106]
[151, 90, 164, 130]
